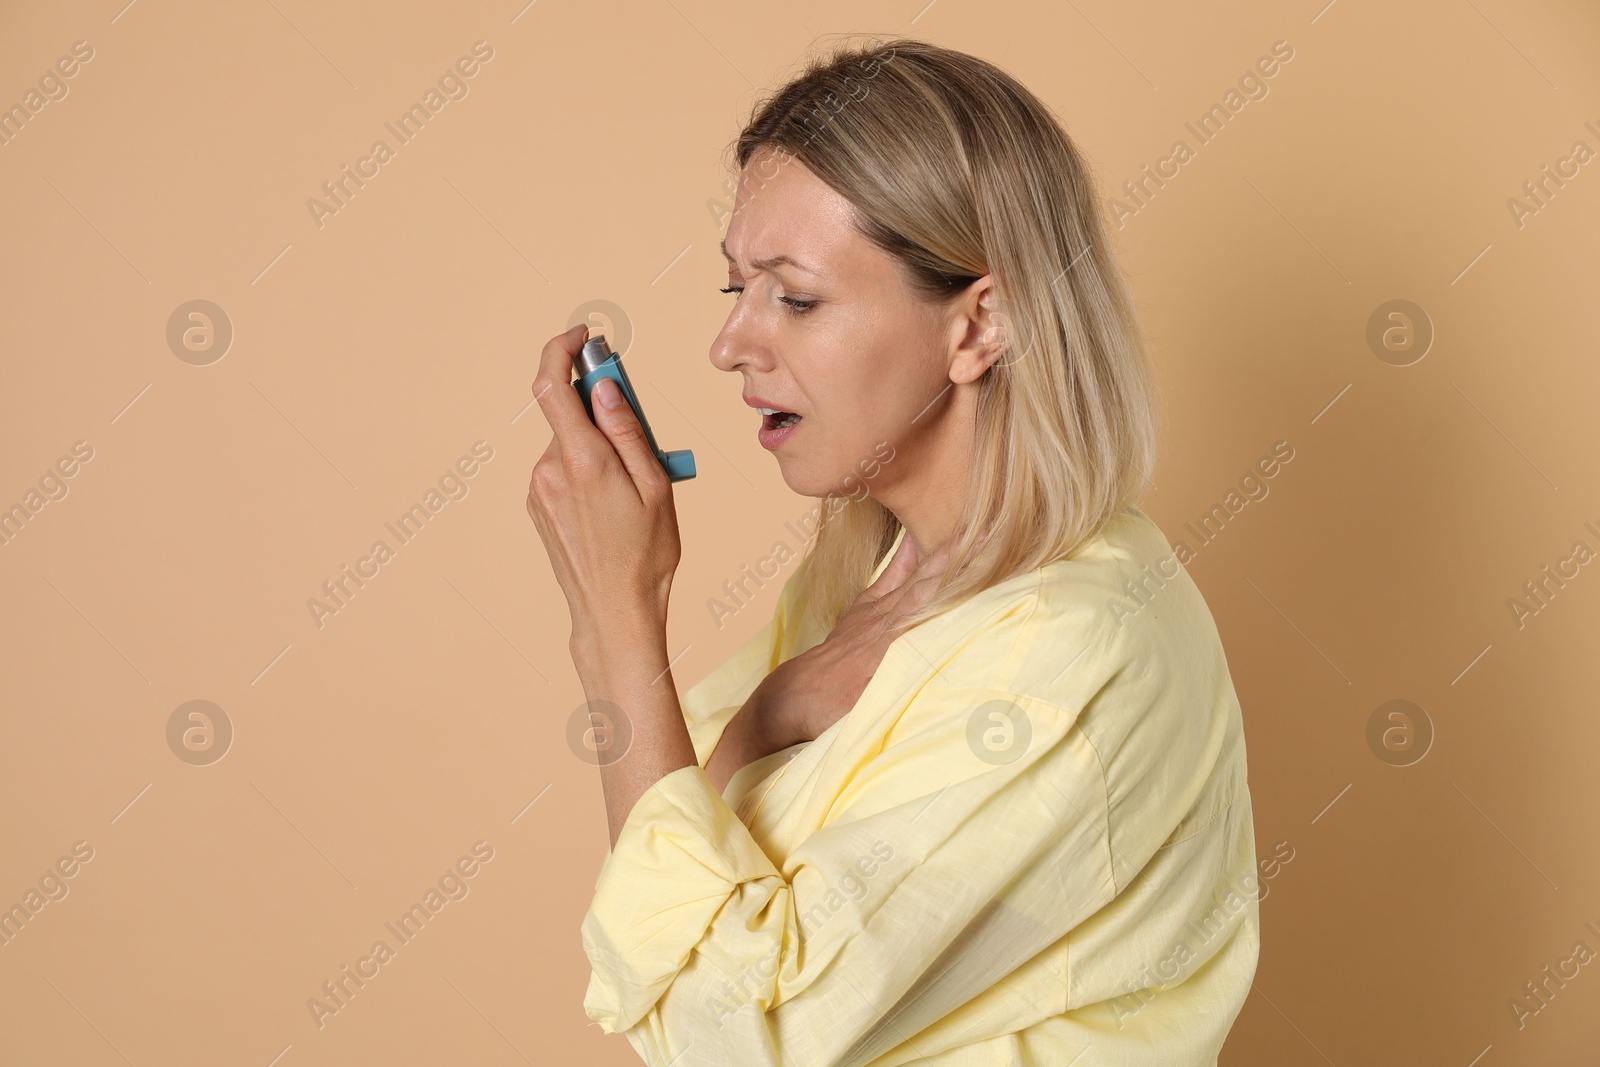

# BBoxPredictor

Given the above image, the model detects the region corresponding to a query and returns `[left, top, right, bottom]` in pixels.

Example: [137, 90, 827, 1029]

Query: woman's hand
[766, 531, 966, 744]
[707, 528, 980, 795]
[525, 324, 682, 665]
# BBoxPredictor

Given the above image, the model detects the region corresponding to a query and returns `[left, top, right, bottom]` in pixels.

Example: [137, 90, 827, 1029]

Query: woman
[527, 37, 1259, 1066]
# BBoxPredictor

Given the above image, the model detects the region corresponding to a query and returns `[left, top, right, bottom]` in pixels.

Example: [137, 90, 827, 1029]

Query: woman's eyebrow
[720, 239, 817, 275]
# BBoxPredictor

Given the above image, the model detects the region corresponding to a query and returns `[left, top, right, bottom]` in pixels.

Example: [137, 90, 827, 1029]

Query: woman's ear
[948, 275, 1008, 385]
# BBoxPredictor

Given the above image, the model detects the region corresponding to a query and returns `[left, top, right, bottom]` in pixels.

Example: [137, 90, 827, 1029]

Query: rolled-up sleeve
[581, 763, 785, 1031]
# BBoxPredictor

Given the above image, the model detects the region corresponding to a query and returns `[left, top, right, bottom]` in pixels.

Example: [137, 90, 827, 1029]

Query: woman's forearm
[573, 616, 697, 849]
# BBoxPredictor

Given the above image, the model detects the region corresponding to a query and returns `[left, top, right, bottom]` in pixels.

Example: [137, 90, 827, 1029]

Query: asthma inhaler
[572, 333, 696, 482]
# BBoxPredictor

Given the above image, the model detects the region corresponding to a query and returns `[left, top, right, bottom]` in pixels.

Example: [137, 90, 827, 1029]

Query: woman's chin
[774, 465, 811, 495]
[773, 462, 828, 499]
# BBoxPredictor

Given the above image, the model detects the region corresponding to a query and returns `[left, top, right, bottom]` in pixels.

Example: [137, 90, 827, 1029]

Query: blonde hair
[728, 36, 1159, 639]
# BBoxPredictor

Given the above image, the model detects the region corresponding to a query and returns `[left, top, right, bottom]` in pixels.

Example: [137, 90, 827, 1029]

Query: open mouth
[758, 408, 802, 430]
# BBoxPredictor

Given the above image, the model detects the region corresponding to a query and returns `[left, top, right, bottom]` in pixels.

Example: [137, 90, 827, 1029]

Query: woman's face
[709, 146, 964, 499]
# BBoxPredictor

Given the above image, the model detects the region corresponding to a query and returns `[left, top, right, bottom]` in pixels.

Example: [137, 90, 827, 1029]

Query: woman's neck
[874, 383, 978, 557]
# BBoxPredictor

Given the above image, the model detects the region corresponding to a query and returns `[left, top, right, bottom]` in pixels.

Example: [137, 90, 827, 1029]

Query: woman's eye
[717, 286, 816, 316]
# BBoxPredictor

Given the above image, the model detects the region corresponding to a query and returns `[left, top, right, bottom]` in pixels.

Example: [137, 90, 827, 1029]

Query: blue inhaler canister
[573, 333, 696, 482]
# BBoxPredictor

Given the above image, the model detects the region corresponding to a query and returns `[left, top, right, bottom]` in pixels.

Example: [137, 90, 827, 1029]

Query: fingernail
[597, 377, 625, 409]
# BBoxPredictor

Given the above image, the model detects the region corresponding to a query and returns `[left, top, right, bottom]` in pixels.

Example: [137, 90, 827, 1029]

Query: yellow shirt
[581, 505, 1259, 1065]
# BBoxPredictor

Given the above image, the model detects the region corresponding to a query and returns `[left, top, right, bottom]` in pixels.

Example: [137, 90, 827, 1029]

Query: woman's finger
[864, 530, 922, 601]
[532, 324, 602, 450]
[888, 532, 974, 613]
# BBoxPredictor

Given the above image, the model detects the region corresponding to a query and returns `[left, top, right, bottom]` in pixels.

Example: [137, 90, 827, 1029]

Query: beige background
[2, 0, 1598, 1063]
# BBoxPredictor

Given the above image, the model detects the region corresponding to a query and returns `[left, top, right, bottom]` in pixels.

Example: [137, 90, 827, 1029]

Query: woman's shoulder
[959, 506, 1226, 703]
[978, 506, 1248, 866]
[1048, 505, 1212, 629]
[1037, 504, 1187, 602]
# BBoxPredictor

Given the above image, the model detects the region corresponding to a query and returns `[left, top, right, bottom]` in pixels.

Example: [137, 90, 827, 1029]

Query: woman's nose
[707, 325, 739, 373]
[708, 314, 771, 375]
